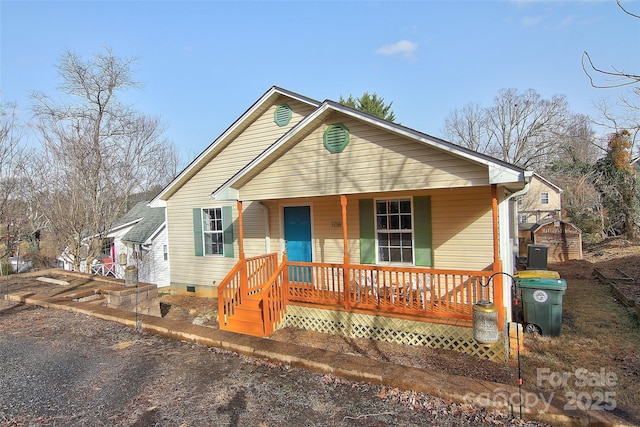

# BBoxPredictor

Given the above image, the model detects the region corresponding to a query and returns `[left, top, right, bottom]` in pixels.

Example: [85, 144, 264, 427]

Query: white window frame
[540, 192, 549, 204]
[375, 198, 414, 264]
[202, 207, 224, 256]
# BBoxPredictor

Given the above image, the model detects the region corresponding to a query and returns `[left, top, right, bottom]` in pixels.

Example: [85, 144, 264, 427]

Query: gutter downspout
[502, 173, 532, 324]
[506, 175, 532, 260]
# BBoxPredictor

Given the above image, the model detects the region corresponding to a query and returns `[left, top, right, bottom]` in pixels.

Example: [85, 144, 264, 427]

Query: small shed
[531, 219, 582, 262]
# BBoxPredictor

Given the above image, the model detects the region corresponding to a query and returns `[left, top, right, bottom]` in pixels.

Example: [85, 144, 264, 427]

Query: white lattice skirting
[284, 305, 507, 362]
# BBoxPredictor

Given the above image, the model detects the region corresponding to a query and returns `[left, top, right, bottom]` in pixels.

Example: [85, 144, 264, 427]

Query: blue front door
[284, 206, 312, 282]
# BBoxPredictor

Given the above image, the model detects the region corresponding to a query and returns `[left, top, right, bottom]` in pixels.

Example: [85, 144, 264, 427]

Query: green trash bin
[516, 277, 567, 336]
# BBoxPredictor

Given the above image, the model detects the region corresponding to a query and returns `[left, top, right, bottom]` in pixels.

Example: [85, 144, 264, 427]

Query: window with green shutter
[358, 196, 432, 266]
[193, 207, 234, 258]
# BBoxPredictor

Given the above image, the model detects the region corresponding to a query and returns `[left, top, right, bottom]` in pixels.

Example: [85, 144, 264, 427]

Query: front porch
[218, 252, 507, 361]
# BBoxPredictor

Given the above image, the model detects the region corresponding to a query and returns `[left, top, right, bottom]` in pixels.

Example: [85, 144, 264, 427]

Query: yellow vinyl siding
[431, 186, 493, 270]
[528, 176, 561, 212]
[239, 115, 489, 200]
[166, 100, 312, 287]
[265, 190, 493, 271]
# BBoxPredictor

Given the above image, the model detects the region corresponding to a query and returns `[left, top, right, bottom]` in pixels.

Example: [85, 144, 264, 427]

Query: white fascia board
[148, 199, 166, 208]
[212, 187, 240, 201]
[488, 165, 526, 185]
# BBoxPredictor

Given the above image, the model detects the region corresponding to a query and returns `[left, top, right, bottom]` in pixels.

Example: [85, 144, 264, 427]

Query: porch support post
[341, 195, 351, 310]
[237, 200, 247, 296]
[491, 184, 505, 331]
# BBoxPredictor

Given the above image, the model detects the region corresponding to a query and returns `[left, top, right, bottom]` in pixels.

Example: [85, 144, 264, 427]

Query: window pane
[402, 248, 413, 261]
[379, 246, 389, 262]
[400, 215, 412, 229]
[205, 233, 223, 255]
[389, 201, 399, 213]
[402, 233, 412, 245]
[390, 215, 400, 230]
[376, 201, 387, 214]
[400, 200, 411, 213]
[389, 247, 401, 262]
[377, 216, 388, 230]
[389, 233, 400, 246]
[378, 233, 389, 246]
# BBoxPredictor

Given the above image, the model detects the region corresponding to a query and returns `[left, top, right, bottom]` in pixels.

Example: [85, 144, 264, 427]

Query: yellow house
[517, 173, 562, 225]
[150, 87, 530, 360]
[516, 173, 563, 257]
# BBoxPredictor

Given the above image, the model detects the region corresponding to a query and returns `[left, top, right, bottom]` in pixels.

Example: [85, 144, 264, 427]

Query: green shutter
[193, 208, 203, 257]
[414, 196, 433, 267]
[222, 206, 234, 258]
[359, 199, 375, 264]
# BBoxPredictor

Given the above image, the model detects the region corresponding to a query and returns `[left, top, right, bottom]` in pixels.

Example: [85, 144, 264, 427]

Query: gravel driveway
[0, 301, 549, 427]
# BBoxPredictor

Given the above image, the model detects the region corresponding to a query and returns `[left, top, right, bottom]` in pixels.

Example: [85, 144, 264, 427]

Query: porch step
[224, 317, 265, 337]
[221, 297, 266, 337]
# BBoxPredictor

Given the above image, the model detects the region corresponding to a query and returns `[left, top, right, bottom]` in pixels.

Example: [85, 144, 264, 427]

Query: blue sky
[1, 1, 638, 162]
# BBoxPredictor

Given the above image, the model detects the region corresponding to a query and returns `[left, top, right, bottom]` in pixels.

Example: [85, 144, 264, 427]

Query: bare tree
[29, 48, 179, 271]
[582, 1, 639, 90]
[443, 88, 584, 170]
[442, 102, 491, 154]
[0, 102, 27, 262]
[583, 1, 640, 154]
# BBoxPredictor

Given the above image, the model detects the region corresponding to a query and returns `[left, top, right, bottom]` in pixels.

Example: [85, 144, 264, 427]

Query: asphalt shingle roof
[113, 201, 165, 244]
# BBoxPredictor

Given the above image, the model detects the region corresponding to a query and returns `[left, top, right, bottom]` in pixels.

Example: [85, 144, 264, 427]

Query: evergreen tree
[339, 92, 396, 122]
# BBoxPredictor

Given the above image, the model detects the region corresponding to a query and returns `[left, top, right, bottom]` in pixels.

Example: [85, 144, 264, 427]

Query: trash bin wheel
[525, 323, 542, 335]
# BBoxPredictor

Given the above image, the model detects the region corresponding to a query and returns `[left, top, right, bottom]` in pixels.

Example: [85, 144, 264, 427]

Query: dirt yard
[158, 237, 640, 425]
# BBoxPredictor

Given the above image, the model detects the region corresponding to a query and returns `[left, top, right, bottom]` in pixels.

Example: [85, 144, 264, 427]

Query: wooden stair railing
[217, 253, 287, 337]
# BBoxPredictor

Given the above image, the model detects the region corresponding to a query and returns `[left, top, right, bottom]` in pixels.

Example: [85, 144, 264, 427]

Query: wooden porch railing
[218, 253, 286, 335]
[219, 256, 502, 336]
[287, 262, 497, 322]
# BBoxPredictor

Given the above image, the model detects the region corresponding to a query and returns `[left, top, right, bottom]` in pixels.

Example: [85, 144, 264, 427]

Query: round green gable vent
[274, 104, 292, 127]
[323, 123, 350, 153]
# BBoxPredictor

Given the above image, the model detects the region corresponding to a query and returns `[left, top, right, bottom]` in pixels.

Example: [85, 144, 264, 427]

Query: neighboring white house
[58, 202, 170, 287]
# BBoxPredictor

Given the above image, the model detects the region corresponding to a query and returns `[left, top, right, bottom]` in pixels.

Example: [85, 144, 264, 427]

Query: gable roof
[151, 86, 529, 205]
[212, 98, 528, 200]
[532, 173, 563, 193]
[111, 201, 166, 245]
[150, 86, 321, 206]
